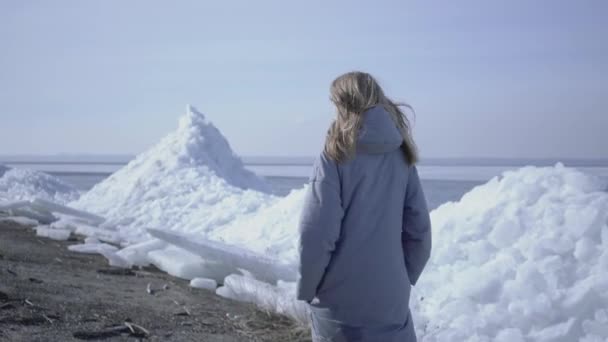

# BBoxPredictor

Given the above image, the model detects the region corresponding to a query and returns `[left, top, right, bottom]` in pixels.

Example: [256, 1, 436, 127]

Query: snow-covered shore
[1, 106, 607, 341]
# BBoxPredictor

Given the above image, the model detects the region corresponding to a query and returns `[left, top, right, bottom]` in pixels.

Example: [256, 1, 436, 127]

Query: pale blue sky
[1, 0, 606, 158]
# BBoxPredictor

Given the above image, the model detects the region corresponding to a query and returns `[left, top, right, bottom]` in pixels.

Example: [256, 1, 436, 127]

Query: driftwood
[73, 325, 133, 340]
[96, 268, 135, 276]
[73, 321, 150, 340]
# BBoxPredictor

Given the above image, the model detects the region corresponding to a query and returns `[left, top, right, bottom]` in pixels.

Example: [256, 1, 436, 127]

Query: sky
[0, 0, 606, 159]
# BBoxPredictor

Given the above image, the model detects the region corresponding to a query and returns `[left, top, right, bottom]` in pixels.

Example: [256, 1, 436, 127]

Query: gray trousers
[310, 307, 417, 342]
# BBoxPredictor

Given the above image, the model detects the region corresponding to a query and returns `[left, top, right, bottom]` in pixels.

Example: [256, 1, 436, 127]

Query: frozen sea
[47, 172, 481, 210]
[3, 157, 607, 210]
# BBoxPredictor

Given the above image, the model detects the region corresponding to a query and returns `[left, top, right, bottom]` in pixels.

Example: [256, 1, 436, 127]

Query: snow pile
[71, 105, 273, 246]
[139, 186, 309, 283]
[414, 164, 608, 341]
[45, 104, 606, 339]
[203, 164, 608, 337]
[0, 166, 79, 204]
[208, 187, 308, 265]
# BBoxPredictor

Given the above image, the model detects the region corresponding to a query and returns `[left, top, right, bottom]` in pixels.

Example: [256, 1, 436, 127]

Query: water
[48, 172, 113, 191]
[48, 171, 479, 210]
[13, 158, 607, 210]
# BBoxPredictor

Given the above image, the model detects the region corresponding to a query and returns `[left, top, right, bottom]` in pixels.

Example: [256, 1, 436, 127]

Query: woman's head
[326, 71, 418, 164]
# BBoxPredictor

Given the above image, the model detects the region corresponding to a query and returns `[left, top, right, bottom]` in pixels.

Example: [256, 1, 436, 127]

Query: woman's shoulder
[310, 151, 341, 183]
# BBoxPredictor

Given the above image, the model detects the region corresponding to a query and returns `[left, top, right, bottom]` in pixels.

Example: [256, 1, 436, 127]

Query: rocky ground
[0, 220, 310, 342]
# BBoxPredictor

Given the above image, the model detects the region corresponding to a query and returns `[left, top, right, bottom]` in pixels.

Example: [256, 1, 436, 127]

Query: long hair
[325, 71, 419, 164]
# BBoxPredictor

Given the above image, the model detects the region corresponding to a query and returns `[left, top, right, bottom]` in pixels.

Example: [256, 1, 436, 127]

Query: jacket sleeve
[402, 166, 432, 286]
[296, 154, 344, 301]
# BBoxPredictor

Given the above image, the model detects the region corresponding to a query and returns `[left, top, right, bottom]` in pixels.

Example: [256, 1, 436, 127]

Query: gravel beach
[0, 220, 310, 342]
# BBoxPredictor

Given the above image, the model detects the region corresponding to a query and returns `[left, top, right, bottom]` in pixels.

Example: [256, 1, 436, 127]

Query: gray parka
[297, 105, 432, 341]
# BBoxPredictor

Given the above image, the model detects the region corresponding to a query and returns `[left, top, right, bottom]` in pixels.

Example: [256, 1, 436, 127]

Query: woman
[297, 71, 432, 342]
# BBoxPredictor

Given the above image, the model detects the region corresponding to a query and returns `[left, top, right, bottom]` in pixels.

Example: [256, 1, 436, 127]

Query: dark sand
[0, 220, 310, 342]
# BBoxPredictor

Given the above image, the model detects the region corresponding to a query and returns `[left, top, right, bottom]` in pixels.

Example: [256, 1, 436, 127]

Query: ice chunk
[0, 216, 39, 226]
[190, 277, 217, 290]
[35, 226, 71, 241]
[216, 275, 310, 324]
[116, 239, 167, 267]
[7, 205, 56, 224]
[68, 242, 131, 268]
[104, 252, 132, 268]
[31, 198, 105, 225]
[147, 246, 233, 281]
[84, 236, 100, 244]
[50, 217, 82, 232]
[0, 200, 30, 211]
[68, 242, 118, 254]
[148, 228, 297, 283]
[73, 223, 122, 244]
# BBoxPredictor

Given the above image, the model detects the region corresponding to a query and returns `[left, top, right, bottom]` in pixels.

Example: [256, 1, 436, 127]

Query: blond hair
[325, 71, 418, 164]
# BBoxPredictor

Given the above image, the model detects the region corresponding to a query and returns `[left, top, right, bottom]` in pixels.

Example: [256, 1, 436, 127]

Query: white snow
[0, 166, 79, 204]
[190, 277, 218, 290]
[207, 187, 308, 265]
[68, 242, 118, 254]
[413, 164, 608, 341]
[71, 105, 273, 247]
[8, 105, 606, 340]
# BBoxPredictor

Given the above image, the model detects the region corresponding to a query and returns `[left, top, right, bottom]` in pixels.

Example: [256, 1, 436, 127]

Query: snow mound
[415, 164, 608, 341]
[72, 105, 273, 244]
[60, 105, 608, 340]
[208, 187, 308, 265]
[0, 166, 79, 204]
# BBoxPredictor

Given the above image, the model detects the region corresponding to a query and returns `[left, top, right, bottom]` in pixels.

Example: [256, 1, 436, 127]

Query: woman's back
[297, 72, 431, 342]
